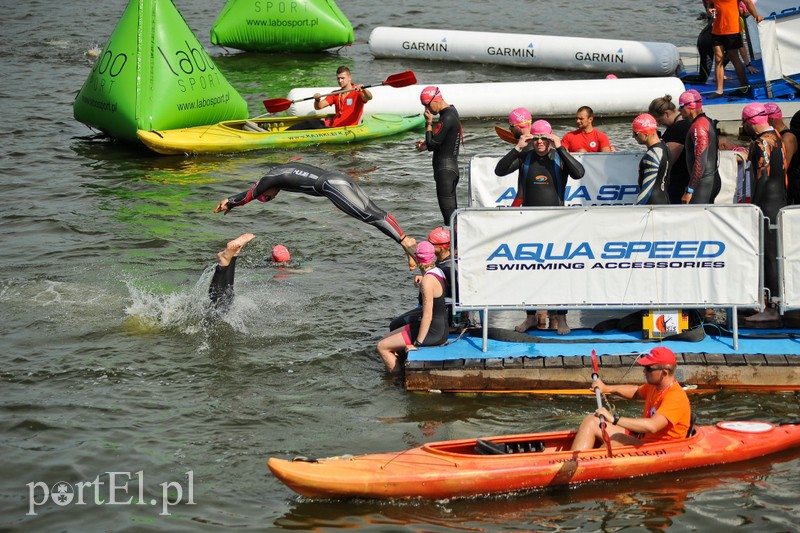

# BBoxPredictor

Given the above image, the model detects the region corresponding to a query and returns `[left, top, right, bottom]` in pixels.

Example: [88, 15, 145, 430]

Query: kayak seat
[686, 412, 697, 438]
[243, 120, 268, 133]
[475, 439, 545, 455]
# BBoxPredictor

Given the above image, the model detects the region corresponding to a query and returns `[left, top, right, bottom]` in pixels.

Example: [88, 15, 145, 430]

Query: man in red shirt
[561, 106, 612, 153]
[286, 66, 372, 130]
[570, 347, 692, 451]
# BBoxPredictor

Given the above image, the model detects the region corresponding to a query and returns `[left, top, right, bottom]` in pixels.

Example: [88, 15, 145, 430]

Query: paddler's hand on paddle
[591, 377, 607, 394]
[594, 407, 613, 422]
[214, 198, 232, 214]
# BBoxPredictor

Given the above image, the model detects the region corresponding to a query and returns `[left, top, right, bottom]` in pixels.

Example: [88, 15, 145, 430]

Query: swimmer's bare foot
[744, 307, 780, 323]
[515, 314, 538, 333]
[217, 233, 256, 267]
[554, 314, 571, 335]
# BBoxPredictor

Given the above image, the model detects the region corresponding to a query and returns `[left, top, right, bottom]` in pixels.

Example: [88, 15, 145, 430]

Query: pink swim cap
[764, 102, 782, 120]
[427, 226, 451, 248]
[530, 119, 552, 135]
[414, 241, 436, 264]
[632, 113, 658, 134]
[678, 89, 702, 110]
[508, 108, 532, 127]
[605, 74, 618, 79]
[271, 244, 291, 263]
[742, 102, 768, 125]
[420, 86, 443, 106]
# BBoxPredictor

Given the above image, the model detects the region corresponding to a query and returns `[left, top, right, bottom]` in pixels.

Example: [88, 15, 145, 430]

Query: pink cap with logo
[414, 241, 436, 264]
[742, 102, 768, 125]
[632, 113, 658, 134]
[678, 89, 702, 110]
[420, 86, 443, 106]
[530, 119, 552, 135]
[508, 108, 532, 127]
[764, 102, 782, 120]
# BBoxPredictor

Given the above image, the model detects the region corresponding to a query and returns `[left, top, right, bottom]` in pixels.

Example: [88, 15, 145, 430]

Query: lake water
[1, 0, 798, 531]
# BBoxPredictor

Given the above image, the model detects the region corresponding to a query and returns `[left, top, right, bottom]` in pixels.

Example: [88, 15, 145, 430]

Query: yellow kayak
[137, 113, 424, 155]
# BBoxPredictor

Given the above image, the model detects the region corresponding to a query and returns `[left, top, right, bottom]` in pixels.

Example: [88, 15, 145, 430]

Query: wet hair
[577, 106, 594, 118]
[648, 95, 677, 116]
[336, 65, 351, 75]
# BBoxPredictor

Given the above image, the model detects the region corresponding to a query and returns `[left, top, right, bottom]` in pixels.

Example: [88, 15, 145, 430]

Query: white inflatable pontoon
[368, 27, 681, 76]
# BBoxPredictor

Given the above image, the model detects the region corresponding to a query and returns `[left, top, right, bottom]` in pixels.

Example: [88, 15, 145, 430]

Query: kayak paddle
[262, 70, 417, 114]
[591, 349, 614, 457]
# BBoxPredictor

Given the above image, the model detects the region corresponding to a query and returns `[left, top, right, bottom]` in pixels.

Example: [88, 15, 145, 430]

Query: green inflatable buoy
[211, 0, 354, 53]
[74, 0, 248, 143]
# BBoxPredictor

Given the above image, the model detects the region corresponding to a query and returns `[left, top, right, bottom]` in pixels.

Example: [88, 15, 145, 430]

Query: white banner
[758, 10, 800, 81]
[469, 151, 742, 207]
[779, 206, 800, 310]
[455, 206, 762, 309]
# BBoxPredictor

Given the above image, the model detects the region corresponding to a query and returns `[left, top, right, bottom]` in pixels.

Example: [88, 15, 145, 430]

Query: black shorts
[713, 33, 743, 51]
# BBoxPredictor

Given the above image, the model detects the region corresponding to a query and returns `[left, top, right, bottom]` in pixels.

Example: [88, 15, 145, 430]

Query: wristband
[686, 187, 694, 194]
[612, 414, 621, 426]
[413, 340, 421, 347]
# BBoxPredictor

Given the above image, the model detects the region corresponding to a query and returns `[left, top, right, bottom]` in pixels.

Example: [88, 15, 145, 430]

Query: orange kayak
[268, 421, 800, 500]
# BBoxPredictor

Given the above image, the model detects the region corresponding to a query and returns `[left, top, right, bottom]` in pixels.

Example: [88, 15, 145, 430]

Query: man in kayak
[561, 106, 613, 153]
[214, 162, 418, 268]
[415, 86, 462, 226]
[570, 346, 691, 451]
[286, 66, 373, 130]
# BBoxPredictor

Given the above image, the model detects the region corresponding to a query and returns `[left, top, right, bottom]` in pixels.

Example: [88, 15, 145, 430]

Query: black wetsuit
[389, 255, 456, 331]
[637, 140, 671, 205]
[426, 106, 462, 225]
[495, 144, 585, 319]
[685, 113, 720, 203]
[785, 123, 800, 205]
[208, 257, 237, 310]
[226, 163, 406, 243]
[661, 117, 691, 204]
[404, 267, 449, 346]
[749, 128, 787, 302]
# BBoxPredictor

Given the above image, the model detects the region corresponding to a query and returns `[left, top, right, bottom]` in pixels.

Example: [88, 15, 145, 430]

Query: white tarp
[757, 9, 800, 81]
[778, 206, 800, 310]
[469, 151, 742, 207]
[455, 206, 762, 309]
[368, 27, 680, 76]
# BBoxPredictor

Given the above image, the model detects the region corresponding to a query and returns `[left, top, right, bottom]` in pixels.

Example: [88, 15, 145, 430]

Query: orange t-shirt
[637, 381, 691, 442]
[712, 0, 742, 36]
[323, 90, 366, 128]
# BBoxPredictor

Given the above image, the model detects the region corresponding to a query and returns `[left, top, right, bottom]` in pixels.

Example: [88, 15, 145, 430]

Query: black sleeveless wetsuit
[661, 117, 691, 204]
[749, 128, 788, 301]
[637, 140, 671, 205]
[403, 267, 449, 346]
[685, 113, 720, 204]
[426, 106, 462, 225]
[783, 126, 800, 205]
[226, 163, 406, 243]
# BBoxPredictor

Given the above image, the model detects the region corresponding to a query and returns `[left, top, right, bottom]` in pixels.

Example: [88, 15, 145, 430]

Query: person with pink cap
[561, 106, 612, 153]
[632, 113, 671, 205]
[708, 0, 762, 99]
[415, 86, 462, 226]
[741, 102, 788, 324]
[570, 346, 691, 452]
[507, 107, 533, 139]
[677, 89, 720, 204]
[765, 103, 797, 184]
[215, 162, 419, 270]
[495, 118, 585, 335]
[377, 241, 450, 374]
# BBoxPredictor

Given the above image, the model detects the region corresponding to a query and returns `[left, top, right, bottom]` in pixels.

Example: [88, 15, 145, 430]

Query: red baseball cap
[636, 346, 677, 366]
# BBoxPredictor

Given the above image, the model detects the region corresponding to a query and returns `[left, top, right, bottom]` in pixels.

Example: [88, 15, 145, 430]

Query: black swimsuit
[404, 268, 449, 346]
[227, 163, 406, 243]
